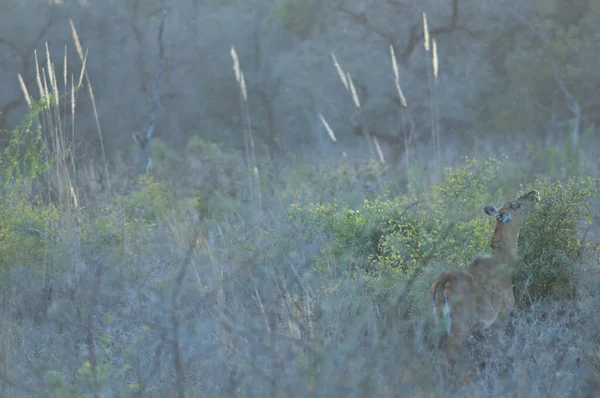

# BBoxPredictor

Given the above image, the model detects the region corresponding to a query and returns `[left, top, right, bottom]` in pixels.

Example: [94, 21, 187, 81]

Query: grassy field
[1, 27, 600, 398]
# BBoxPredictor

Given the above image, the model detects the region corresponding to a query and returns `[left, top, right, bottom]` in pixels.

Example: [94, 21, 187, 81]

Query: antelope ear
[484, 205, 498, 217]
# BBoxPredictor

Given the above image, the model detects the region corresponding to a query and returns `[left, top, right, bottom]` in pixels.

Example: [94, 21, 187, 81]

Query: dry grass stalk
[331, 53, 349, 91]
[373, 136, 385, 164]
[432, 39, 439, 78]
[18, 74, 32, 108]
[41, 69, 50, 107]
[230, 45, 260, 207]
[347, 72, 361, 108]
[230, 46, 241, 82]
[70, 18, 111, 195]
[319, 113, 337, 143]
[47, 43, 60, 108]
[77, 50, 88, 90]
[389, 45, 411, 179]
[18, 40, 87, 208]
[230, 46, 247, 101]
[71, 74, 75, 129]
[423, 12, 430, 52]
[34, 50, 44, 100]
[390, 46, 408, 107]
[63, 46, 67, 91]
[239, 73, 247, 102]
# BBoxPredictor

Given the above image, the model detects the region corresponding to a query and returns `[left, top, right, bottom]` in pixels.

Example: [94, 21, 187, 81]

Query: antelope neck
[489, 225, 520, 258]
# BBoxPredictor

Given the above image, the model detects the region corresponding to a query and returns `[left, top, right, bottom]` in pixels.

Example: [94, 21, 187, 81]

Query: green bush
[0, 98, 49, 187]
[294, 156, 599, 314]
[294, 157, 503, 278]
[514, 177, 598, 306]
[89, 175, 198, 254]
[0, 191, 61, 270]
[294, 195, 424, 276]
[118, 176, 172, 224]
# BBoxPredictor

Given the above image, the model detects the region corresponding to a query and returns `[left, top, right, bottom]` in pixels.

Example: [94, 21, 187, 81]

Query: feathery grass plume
[42, 69, 50, 108]
[45, 43, 54, 91]
[70, 18, 110, 194]
[331, 53, 349, 91]
[69, 69, 76, 183]
[46, 45, 68, 205]
[391, 45, 399, 80]
[51, 65, 60, 108]
[319, 113, 337, 143]
[18, 74, 32, 108]
[70, 183, 79, 209]
[17, 43, 81, 206]
[71, 71, 77, 189]
[239, 72, 247, 102]
[432, 39, 438, 78]
[373, 136, 385, 164]
[423, 12, 430, 52]
[35, 50, 44, 100]
[390, 45, 411, 178]
[390, 45, 407, 107]
[63, 46, 67, 90]
[330, 54, 360, 107]
[230, 46, 241, 83]
[432, 39, 440, 168]
[64, 47, 73, 178]
[46, 43, 60, 108]
[230, 46, 247, 101]
[230, 44, 260, 207]
[71, 73, 75, 119]
[70, 18, 88, 90]
[77, 50, 88, 90]
[347, 73, 361, 108]
[69, 19, 83, 60]
[423, 29, 439, 175]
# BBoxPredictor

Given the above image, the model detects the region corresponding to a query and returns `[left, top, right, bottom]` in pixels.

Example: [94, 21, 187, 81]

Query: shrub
[118, 176, 169, 224]
[0, 191, 61, 270]
[0, 98, 49, 187]
[295, 195, 424, 276]
[294, 157, 503, 278]
[514, 177, 598, 306]
[295, 156, 599, 315]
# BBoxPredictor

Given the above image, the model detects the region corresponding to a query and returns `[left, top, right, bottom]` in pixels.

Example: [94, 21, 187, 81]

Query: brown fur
[430, 191, 538, 372]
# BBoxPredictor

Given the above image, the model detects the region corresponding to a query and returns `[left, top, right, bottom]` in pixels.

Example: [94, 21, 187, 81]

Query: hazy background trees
[2, 0, 599, 168]
[1, 1, 600, 397]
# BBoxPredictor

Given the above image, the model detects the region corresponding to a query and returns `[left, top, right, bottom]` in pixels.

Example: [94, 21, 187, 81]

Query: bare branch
[0, 14, 67, 128]
[135, 0, 169, 175]
[552, 62, 578, 113]
[333, 0, 463, 65]
[552, 62, 582, 149]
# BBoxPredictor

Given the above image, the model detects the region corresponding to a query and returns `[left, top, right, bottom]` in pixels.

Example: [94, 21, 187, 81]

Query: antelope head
[484, 190, 540, 254]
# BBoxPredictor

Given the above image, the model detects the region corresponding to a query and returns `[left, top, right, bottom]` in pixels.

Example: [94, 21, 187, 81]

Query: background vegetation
[0, 0, 600, 397]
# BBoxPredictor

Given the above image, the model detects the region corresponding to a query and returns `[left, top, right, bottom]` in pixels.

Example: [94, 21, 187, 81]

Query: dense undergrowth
[1, 119, 599, 396]
[1, 39, 600, 398]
